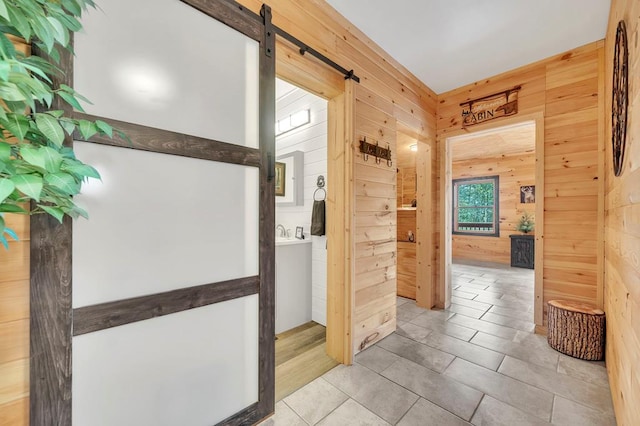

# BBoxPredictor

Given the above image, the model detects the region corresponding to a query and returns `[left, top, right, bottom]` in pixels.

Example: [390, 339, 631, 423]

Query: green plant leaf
[60, 84, 92, 104]
[47, 110, 64, 119]
[0, 141, 10, 161]
[47, 17, 69, 45]
[0, 203, 27, 214]
[47, 46, 60, 64]
[22, 55, 59, 76]
[0, 61, 9, 81]
[0, 32, 16, 58]
[0, 81, 27, 101]
[57, 90, 84, 112]
[44, 172, 78, 195]
[18, 61, 52, 83]
[35, 113, 65, 146]
[38, 204, 64, 223]
[11, 174, 43, 201]
[0, 177, 14, 203]
[56, 13, 82, 32]
[62, 0, 81, 16]
[59, 146, 76, 159]
[59, 118, 76, 136]
[7, 5, 31, 41]
[41, 146, 63, 172]
[70, 204, 88, 219]
[94, 120, 112, 137]
[4, 225, 17, 241]
[3, 100, 25, 114]
[19, 144, 45, 169]
[78, 119, 97, 140]
[34, 15, 55, 53]
[62, 162, 100, 180]
[4, 222, 17, 238]
[2, 114, 29, 140]
[0, 0, 9, 22]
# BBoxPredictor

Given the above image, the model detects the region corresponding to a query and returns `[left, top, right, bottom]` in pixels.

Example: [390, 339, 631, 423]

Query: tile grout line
[281, 398, 311, 425]
[549, 394, 557, 423]
[493, 355, 616, 416]
[308, 396, 350, 426]
[392, 397, 420, 426]
[468, 392, 486, 423]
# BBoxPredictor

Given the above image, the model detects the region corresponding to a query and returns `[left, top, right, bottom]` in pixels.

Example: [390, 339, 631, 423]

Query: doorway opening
[395, 123, 434, 309]
[442, 115, 544, 330]
[396, 130, 419, 300]
[274, 78, 338, 400]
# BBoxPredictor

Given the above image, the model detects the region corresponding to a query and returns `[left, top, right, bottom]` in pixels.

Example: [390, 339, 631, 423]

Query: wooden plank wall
[397, 242, 417, 300]
[397, 167, 416, 206]
[237, 0, 438, 356]
[452, 153, 536, 264]
[0, 37, 30, 426]
[352, 89, 398, 353]
[437, 40, 605, 325]
[397, 210, 416, 299]
[603, 0, 640, 424]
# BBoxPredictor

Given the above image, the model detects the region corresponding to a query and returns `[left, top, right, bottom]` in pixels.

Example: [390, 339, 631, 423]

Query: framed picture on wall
[275, 162, 285, 196]
[520, 185, 535, 203]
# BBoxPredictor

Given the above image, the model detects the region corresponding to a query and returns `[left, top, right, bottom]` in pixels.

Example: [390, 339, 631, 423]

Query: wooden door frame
[30, 2, 276, 425]
[439, 112, 545, 326]
[395, 123, 434, 309]
[275, 37, 354, 365]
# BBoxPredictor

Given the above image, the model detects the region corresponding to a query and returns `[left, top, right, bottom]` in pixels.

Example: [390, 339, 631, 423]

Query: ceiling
[326, 0, 611, 94]
[396, 122, 535, 167]
[451, 122, 536, 162]
[276, 78, 298, 100]
[396, 132, 417, 168]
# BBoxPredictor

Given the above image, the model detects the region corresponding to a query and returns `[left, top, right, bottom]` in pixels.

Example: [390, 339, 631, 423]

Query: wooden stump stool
[547, 300, 605, 361]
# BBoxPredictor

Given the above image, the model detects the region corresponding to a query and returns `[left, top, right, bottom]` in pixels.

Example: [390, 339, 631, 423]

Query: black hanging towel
[311, 200, 325, 236]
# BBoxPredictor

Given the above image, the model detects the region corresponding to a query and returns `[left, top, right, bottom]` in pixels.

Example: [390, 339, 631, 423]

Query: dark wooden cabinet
[510, 234, 535, 269]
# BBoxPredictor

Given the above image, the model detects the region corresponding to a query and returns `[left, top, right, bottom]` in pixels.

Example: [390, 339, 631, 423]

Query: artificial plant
[515, 211, 535, 234]
[0, 0, 122, 249]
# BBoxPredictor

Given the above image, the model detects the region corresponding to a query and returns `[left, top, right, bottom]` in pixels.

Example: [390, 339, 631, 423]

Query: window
[453, 176, 499, 236]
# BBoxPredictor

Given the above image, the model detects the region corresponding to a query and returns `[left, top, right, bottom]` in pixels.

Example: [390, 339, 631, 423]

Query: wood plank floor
[275, 322, 339, 401]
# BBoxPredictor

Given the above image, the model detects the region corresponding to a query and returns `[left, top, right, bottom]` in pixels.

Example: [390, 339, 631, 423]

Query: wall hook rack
[359, 137, 392, 167]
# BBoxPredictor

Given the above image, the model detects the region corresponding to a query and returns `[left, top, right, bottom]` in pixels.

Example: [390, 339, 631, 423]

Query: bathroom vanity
[275, 238, 312, 334]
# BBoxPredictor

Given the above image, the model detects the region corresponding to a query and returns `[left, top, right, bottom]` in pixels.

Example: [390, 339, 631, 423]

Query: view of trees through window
[453, 176, 499, 236]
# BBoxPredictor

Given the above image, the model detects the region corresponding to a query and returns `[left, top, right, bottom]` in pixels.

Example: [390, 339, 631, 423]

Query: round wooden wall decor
[612, 20, 629, 177]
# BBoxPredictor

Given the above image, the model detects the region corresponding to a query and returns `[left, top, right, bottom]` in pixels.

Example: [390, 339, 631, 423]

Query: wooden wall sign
[460, 86, 521, 127]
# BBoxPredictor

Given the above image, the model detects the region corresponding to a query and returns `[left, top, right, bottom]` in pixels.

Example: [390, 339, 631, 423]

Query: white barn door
[29, 1, 276, 425]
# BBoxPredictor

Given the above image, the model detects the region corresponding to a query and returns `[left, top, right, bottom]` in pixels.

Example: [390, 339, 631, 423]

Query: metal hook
[362, 136, 368, 161]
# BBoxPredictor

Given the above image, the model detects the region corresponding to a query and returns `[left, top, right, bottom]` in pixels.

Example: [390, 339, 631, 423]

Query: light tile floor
[260, 261, 616, 426]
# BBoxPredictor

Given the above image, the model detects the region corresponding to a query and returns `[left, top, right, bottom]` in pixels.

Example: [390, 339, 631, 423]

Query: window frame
[452, 175, 500, 237]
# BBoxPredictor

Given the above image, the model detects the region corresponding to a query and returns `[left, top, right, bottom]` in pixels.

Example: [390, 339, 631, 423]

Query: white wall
[275, 82, 328, 326]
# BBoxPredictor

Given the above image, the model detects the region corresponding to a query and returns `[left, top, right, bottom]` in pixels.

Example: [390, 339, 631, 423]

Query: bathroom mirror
[276, 151, 304, 206]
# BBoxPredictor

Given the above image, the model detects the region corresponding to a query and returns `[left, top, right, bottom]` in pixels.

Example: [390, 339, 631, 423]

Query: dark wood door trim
[256, 3, 276, 420]
[72, 112, 262, 168]
[73, 275, 260, 336]
[181, 0, 262, 42]
[30, 214, 73, 426]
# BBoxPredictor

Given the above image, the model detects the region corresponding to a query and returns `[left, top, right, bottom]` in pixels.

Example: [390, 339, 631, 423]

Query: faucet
[276, 224, 286, 238]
